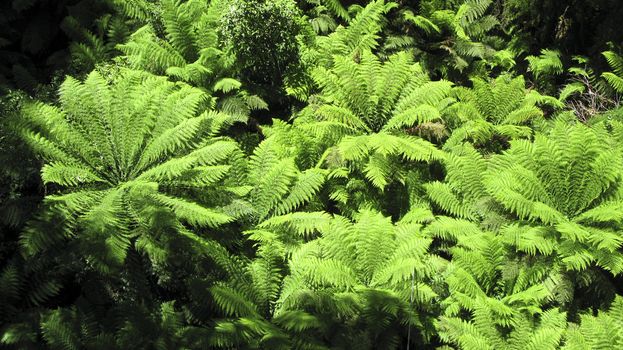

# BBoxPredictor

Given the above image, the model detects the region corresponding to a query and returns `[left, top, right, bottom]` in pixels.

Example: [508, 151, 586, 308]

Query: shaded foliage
[2, 1, 623, 349]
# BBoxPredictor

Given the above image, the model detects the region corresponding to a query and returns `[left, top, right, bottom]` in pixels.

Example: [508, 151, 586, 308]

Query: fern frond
[211, 283, 259, 317]
[151, 193, 233, 228]
[274, 169, 326, 215]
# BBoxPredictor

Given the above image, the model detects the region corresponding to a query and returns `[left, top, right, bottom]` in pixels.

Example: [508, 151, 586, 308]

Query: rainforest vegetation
[2, 0, 623, 348]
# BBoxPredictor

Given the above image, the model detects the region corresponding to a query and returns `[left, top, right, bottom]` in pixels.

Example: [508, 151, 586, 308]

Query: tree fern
[483, 121, 623, 274]
[563, 295, 623, 349]
[18, 68, 241, 269]
[118, 0, 266, 119]
[444, 74, 559, 151]
[210, 209, 442, 349]
[310, 0, 396, 66]
[387, 0, 503, 79]
[118, 0, 224, 81]
[438, 307, 567, 350]
[274, 209, 442, 348]
[436, 226, 568, 350]
[285, 49, 452, 218]
[305, 50, 450, 135]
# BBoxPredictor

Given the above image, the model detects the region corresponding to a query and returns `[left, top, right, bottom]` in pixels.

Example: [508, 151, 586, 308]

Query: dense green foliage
[2, 0, 623, 349]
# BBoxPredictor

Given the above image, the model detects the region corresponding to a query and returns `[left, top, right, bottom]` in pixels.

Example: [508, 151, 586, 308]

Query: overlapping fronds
[18, 69, 240, 267]
[483, 121, 623, 273]
[313, 0, 396, 64]
[444, 74, 554, 150]
[602, 51, 623, 94]
[274, 209, 441, 346]
[563, 296, 623, 349]
[308, 51, 449, 133]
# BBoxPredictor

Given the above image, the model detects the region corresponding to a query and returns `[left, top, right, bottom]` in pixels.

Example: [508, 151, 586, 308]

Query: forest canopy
[2, 0, 623, 349]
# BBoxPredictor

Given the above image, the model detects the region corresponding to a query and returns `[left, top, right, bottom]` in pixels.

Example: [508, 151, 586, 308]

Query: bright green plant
[563, 296, 623, 349]
[386, 0, 509, 80]
[119, 0, 226, 84]
[431, 119, 623, 275]
[244, 137, 327, 222]
[439, 306, 567, 350]
[118, 0, 267, 118]
[430, 120, 623, 276]
[292, 50, 448, 217]
[279, 210, 441, 348]
[425, 143, 490, 221]
[602, 50, 623, 94]
[286, 0, 398, 101]
[307, 51, 451, 134]
[444, 74, 562, 151]
[61, 9, 135, 73]
[4, 0, 623, 349]
[482, 121, 623, 275]
[527, 49, 564, 82]
[18, 69, 244, 269]
[207, 212, 330, 349]
[303, 0, 349, 34]
[226, 209, 444, 349]
[430, 223, 568, 350]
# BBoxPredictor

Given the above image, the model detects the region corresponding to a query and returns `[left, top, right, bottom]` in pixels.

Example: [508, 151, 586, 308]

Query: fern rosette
[484, 122, 623, 274]
[19, 69, 242, 268]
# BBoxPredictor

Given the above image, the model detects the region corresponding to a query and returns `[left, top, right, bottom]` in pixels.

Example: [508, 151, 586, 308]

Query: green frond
[213, 78, 242, 93]
[273, 311, 322, 332]
[274, 169, 326, 215]
[161, 0, 199, 60]
[425, 216, 483, 242]
[338, 133, 444, 163]
[304, 257, 360, 289]
[250, 157, 298, 220]
[563, 296, 623, 350]
[602, 72, 623, 93]
[41, 163, 106, 187]
[398, 205, 435, 224]
[527, 49, 563, 81]
[321, 0, 393, 57]
[574, 201, 623, 223]
[136, 113, 209, 170]
[437, 316, 493, 350]
[119, 26, 187, 73]
[111, 0, 155, 21]
[603, 51, 623, 76]
[502, 106, 543, 124]
[425, 181, 477, 219]
[521, 309, 566, 350]
[151, 193, 233, 227]
[315, 105, 371, 132]
[259, 212, 332, 238]
[383, 104, 442, 131]
[501, 224, 556, 256]
[211, 283, 259, 317]
[559, 82, 586, 102]
[40, 310, 80, 350]
[483, 170, 565, 224]
[460, 0, 493, 25]
[177, 227, 247, 277]
[363, 153, 391, 189]
[403, 10, 440, 34]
